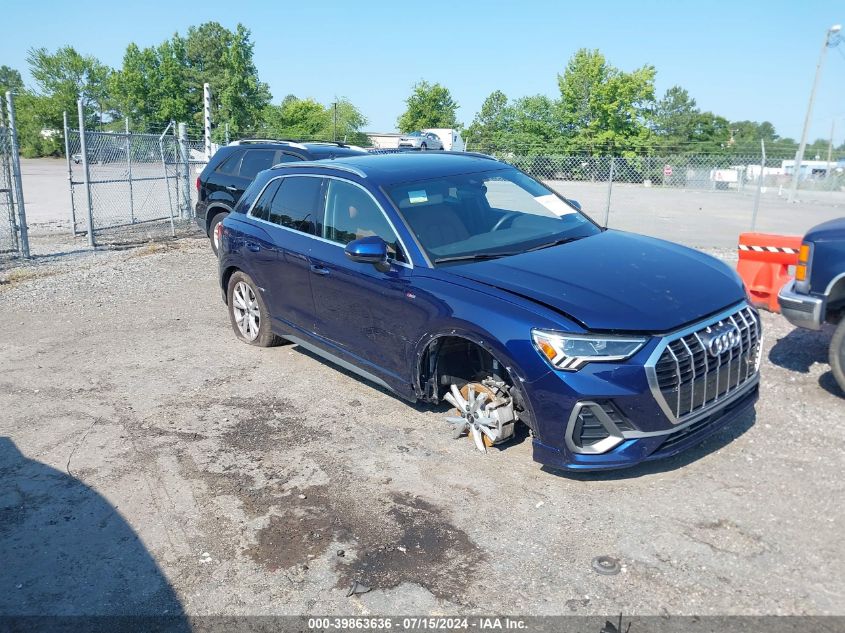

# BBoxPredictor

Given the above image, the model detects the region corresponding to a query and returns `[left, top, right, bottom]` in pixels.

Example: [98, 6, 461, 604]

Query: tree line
[0, 26, 841, 160]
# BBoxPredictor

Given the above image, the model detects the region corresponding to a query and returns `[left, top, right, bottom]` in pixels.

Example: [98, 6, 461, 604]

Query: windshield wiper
[434, 252, 518, 264]
[525, 236, 585, 252]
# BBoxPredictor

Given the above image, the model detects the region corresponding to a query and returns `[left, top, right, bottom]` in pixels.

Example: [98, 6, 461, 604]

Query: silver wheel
[232, 281, 260, 341]
[444, 383, 501, 452]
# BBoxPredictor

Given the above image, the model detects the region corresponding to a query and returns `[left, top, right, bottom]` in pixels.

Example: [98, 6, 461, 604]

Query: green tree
[557, 49, 655, 155]
[0, 65, 24, 96]
[262, 97, 329, 138]
[396, 80, 458, 132]
[111, 22, 269, 136]
[686, 111, 731, 153]
[653, 86, 699, 150]
[0, 65, 25, 125]
[508, 95, 565, 152]
[260, 96, 368, 143]
[218, 24, 271, 138]
[27, 46, 112, 128]
[465, 90, 511, 152]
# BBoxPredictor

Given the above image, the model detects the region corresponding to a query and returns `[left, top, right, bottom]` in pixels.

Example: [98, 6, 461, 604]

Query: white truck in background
[423, 128, 465, 152]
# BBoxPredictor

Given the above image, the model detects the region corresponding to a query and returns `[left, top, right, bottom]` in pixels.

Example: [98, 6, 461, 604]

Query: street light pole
[788, 24, 842, 203]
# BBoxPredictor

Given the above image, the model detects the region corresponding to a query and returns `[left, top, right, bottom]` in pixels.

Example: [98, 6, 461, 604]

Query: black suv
[195, 140, 368, 254]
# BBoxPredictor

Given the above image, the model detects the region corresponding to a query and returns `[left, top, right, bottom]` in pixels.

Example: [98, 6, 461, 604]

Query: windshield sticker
[535, 194, 575, 216]
[408, 190, 428, 204]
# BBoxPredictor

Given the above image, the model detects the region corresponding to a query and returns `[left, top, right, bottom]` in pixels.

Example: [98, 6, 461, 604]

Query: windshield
[386, 168, 600, 264]
[404, 131, 421, 137]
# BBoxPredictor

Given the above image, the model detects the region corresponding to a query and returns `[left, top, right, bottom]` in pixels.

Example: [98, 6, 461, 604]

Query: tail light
[195, 176, 200, 192]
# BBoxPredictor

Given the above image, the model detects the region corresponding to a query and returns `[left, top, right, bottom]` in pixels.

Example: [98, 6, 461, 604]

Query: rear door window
[249, 179, 282, 222]
[238, 150, 276, 180]
[214, 151, 242, 176]
[267, 176, 324, 235]
[274, 151, 306, 164]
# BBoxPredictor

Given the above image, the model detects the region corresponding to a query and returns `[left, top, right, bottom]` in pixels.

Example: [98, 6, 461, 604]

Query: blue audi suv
[217, 152, 761, 471]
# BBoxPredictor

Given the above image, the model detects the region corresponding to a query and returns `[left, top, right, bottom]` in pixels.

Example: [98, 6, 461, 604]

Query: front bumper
[778, 281, 824, 330]
[531, 380, 758, 471]
[522, 302, 761, 471]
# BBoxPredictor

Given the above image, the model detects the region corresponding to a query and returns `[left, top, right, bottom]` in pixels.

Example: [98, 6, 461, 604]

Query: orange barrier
[736, 233, 802, 313]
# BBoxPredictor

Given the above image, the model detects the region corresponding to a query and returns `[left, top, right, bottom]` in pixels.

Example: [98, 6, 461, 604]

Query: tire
[227, 271, 282, 347]
[420, 143, 427, 151]
[830, 318, 845, 394]
[208, 211, 228, 256]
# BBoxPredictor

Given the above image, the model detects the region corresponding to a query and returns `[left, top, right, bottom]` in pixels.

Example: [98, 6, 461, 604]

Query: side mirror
[567, 198, 582, 212]
[345, 236, 391, 272]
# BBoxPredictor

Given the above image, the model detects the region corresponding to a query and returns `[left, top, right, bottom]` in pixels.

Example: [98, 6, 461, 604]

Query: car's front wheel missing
[227, 272, 282, 347]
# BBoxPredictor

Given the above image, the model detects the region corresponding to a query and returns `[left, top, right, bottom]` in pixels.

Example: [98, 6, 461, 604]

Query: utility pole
[333, 102, 338, 142]
[826, 120, 835, 168]
[788, 24, 842, 202]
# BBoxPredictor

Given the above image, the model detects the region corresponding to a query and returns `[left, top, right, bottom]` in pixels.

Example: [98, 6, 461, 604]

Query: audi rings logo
[701, 323, 741, 357]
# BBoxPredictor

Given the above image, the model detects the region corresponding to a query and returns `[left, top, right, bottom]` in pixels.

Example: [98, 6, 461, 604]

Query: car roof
[273, 152, 508, 186]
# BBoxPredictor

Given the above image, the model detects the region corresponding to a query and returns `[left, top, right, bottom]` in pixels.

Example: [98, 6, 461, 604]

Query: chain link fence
[488, 153, 845, 249]
[0, 95, 29, 263]
[0, 127, 21, 259]
[66, 117, 207, 246]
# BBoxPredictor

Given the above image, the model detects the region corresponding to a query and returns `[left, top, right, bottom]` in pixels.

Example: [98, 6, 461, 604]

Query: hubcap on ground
[232, 281, 260, 341]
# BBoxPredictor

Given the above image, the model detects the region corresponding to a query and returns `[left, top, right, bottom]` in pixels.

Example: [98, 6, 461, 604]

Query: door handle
[225, 185, 238, 191]
[246, 241, 260, 252]
[309, 264, 330, 276]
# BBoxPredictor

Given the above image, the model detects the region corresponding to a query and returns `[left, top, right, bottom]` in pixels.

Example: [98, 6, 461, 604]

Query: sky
[3, 0, 845, 147]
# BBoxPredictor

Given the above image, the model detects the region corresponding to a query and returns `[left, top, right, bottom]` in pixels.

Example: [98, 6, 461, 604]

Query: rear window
[267, 176, 323, 234]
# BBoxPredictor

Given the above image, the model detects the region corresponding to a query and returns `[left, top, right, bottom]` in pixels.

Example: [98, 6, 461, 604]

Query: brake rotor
[458, 383, 497, 448]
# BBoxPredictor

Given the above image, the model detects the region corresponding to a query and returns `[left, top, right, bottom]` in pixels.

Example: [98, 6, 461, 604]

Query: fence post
[158, 121, 176, 237]
[603, 156, 614, 227]
[62, 111, 78, 235]
[178, 122, 191, 219]
[750, 140, 766, 231]
[6, 91, 29, 258]
[203, 83, 212, 160]
[125, 118, 135, 225]
[77, 99, 95, 247]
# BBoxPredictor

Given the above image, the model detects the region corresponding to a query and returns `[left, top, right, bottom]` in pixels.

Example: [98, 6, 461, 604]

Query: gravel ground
[0, 230, 843, 617]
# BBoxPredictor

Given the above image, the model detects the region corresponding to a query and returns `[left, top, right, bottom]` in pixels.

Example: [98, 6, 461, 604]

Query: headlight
[532, 330, 647, 371]
[795, 242, 813, 293]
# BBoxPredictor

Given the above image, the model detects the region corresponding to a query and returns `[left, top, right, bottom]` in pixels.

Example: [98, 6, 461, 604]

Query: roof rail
[228, 138, 357, 149]
[443, 150, 498, 160]
[270, 161, 367, 178]
[299, 140, 352, 148]
[228, 139, 308, 149]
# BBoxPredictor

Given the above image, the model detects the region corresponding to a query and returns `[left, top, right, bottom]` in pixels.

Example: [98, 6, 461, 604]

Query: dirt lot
[1, 231, 843, 617]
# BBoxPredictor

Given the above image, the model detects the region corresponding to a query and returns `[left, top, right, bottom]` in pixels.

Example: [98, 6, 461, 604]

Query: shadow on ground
[768, 325, 832, 373]
[0, 437, 188, 629]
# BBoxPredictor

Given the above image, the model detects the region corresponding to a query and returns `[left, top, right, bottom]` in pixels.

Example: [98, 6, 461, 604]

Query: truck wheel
[209, 211, 228, 256]
[830, 318, 845, 394]
[227, 272, 282, 347]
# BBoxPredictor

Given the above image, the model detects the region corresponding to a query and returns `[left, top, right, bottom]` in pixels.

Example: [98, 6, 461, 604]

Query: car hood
[445, 230, 746, 332]
[805, 217, 845, 243]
